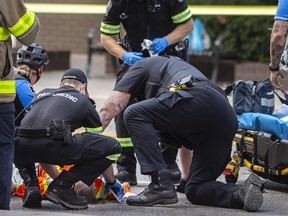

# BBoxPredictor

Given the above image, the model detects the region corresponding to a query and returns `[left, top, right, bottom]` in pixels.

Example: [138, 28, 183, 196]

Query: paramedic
[99, 56, 264, 212]
[14, 68, 122, 210]
[100, 0, 194, 185]
[0, 1, 40, 210]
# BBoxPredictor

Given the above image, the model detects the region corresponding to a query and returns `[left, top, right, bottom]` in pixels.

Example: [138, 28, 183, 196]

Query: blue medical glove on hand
[121, 52, 143, 65]
[149, 37, 169, 55]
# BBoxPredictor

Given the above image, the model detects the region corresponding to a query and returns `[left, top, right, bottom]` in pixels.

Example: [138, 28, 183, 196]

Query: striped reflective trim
[0, 27, 11, 41]
[261, 98, 275, 107]
[0, 80, 16, 94]
[9, 11, 36, 37]
[117, 137, 133, 148]
[85, 126, 103, 133]
[100, 22, 121, 35]
[106, 153, 121, 161]
[172, 8, 192, 24]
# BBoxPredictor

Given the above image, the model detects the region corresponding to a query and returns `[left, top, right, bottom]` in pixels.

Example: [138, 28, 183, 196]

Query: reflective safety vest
[0, 0, 40, 103]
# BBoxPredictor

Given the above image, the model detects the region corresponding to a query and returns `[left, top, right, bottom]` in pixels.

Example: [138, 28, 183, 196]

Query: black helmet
[17, 43, 49, 70]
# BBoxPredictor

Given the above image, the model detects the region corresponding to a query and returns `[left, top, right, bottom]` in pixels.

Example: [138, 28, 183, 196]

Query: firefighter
[14, 68, 122, 210]
[0, 1, 40, 210]
[99, 56, 264, 211]
[100, 0, 194, 186]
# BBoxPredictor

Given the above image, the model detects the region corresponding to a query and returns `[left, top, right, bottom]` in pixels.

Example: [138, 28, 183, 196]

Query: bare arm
[270, 20, 288, 67]
[166, 19, 194, 44]
[99, 90, 131, 130]
[270, 20, 288, 90]
[100, 34, 126, 59]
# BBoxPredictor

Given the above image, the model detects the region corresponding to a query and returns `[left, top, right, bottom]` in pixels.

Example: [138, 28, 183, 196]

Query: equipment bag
[225, 79, 275, 115]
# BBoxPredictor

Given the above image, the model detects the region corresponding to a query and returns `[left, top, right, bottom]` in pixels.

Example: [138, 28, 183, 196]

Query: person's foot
[44, 181, 88, 210]
[233, 173, 263, 212]
[105, 179, 126, 202]
[115, 171, 137, 186]
[126, 182, 178, 206]
[176, 179, 186, 193]
[166, 162, 181, 184]
[23, 183, 42, 208]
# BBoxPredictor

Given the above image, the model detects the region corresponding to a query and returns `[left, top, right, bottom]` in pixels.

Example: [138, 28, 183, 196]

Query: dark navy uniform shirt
[100, 0, 193, 52]
[20, 85, 102, 131]
[114, 56, 209, 101]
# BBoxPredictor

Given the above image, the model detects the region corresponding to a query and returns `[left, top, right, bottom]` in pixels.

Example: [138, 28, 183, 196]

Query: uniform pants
[0, 103, 15, 210]
[14, 133, 121, 186]
[124, 85, 241, 208]
[115, 64, 179, 174]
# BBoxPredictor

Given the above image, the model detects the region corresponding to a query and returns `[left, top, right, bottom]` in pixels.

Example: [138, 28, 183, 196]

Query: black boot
[232, 173, 263, 212]
[126, 169, 178, 206]
[18, 165, 42, 208]
[166, 162, 181, 184]
[44, 170, 88, 210]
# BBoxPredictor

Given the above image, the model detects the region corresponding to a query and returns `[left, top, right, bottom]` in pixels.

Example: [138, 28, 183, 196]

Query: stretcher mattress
[238, 112, 288, 140]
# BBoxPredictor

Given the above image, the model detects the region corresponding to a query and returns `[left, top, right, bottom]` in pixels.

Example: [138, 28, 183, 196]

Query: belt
[169, 80, 211, 92]
[16, 127, 52, 138]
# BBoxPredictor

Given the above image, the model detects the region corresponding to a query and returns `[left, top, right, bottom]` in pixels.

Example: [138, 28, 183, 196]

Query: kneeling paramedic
[99, 56, 264, 212]
[14, 68, 122, 210]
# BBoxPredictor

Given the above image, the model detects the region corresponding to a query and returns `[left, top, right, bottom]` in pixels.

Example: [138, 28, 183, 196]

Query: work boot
[18, 166, 42, 208]
[115, 171, 137, 186]
[232, 173, 263, 212]
[166, 162, 181, 184]
[126, 169, 178, 206]
[44, 170, 88, 210]
[176, 179, 187, 193]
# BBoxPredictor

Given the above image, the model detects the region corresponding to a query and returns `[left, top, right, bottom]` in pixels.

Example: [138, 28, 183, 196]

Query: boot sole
[23, 190, 42, 208]
[44, 191, 88, 210]
[244, 174, 263, 212]
[126, 196, 178, 206]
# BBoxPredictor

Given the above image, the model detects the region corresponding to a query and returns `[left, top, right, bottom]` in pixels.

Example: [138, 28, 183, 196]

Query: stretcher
[223, 112, 288, 185]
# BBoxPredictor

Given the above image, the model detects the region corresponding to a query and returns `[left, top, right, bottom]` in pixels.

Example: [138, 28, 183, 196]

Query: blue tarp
[238, 112, 288, 140]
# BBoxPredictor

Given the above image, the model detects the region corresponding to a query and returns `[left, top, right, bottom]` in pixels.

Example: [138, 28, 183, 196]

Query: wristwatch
[269, 63, 280, 71]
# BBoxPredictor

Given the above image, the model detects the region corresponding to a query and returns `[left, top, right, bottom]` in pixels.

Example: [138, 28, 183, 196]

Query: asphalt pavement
[3, 56, 288, 216]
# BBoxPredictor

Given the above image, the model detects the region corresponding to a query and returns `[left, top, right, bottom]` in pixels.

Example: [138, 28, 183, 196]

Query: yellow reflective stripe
[0, 27, 11, 41]
[85, 126, 103, 133]
[106, 153, 121, 161]
[100, 22, 121, 35]
[172, 8, 192, 24]
[9, 11, 35, 37]
[0, 80, 16, 94]
[117, 137, 133, 148]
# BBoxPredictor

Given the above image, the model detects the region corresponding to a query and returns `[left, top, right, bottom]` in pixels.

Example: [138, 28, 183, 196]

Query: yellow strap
[0, 27, 11, 41]
[0, 80, 16, 94]
[9, 11, 35, 37]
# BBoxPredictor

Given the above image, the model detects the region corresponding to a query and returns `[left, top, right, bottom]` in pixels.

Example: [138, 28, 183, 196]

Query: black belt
[16, 128, 52, 138]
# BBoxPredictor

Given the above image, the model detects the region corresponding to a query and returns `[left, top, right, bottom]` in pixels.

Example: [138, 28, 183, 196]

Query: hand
[121, 52, 143, 65]
[270, 71, 284, 90]
[149, 37, 169, 55]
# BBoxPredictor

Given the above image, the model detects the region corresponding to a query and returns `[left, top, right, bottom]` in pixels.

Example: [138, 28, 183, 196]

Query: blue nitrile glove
[121, 52, 143, 65]
[104, 179, 125, 202]
[149, 37, 169, 55]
